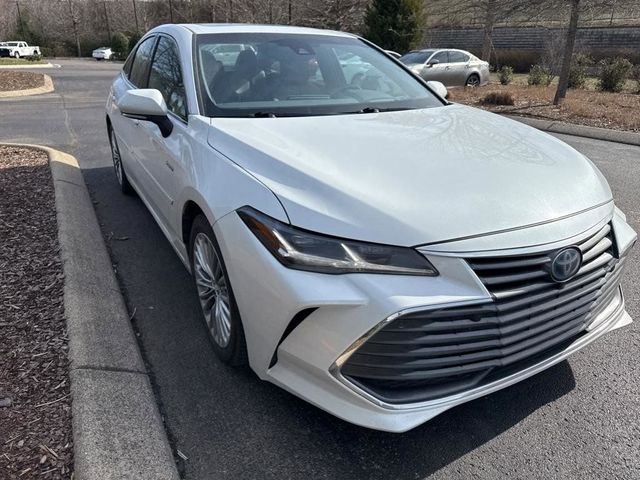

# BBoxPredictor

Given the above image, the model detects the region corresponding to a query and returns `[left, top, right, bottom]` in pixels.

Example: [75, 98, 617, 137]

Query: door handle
[165, 160, 174, 172]
[445, 66, 451, 70]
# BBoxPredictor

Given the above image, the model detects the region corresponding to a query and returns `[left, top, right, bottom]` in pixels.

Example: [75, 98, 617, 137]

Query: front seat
[214, 49, 258, 102]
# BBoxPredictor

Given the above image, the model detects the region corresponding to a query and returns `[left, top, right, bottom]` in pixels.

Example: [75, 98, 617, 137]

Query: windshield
[399, 51, 435, 65]
[195, 33, 442, 117]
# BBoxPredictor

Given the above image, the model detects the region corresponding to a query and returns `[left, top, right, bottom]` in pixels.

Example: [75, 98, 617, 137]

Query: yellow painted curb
[0, 142, 76, 167]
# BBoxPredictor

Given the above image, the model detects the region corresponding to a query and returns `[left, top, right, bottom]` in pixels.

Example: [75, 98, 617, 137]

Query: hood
[207, 104, 612, 247]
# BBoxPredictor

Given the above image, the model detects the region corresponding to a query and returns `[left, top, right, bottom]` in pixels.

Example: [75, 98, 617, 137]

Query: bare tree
[67, 0, 81, 56]
[298, 0, 368, 32]
[429, 0, 565, 63]
[552, 0, 624, 104]
[554, 0, 581, 104]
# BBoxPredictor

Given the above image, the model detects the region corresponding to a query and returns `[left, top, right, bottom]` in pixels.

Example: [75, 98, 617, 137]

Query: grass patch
[0, 57, 45, 66]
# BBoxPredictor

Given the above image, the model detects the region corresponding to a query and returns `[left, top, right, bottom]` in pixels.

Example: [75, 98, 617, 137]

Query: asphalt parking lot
[1, 58, 639, 480]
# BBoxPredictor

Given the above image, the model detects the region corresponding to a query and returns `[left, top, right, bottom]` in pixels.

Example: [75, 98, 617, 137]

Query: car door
[135, 34, 189, 228]
[447, 50, 471, 86]
[421, 51, 449, 83]
[111, 35, 157, 189]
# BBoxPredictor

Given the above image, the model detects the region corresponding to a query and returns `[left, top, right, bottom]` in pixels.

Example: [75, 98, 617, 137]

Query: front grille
[341, 223, 627, 404]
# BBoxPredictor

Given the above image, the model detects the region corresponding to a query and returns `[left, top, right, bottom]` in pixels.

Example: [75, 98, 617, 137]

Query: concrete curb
[0, 143, 179, 480]
[503, 114, 640, 147]
[0, 62, 55, 69]
[0, 74, 54, 98]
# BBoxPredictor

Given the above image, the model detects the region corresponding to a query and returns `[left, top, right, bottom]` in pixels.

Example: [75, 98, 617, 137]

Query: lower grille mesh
[341, 223, 627, 404]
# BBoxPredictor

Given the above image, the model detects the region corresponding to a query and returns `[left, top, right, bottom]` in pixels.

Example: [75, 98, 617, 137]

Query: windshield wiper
[251, 111, 277, 118]
[344, 106, 413, 115]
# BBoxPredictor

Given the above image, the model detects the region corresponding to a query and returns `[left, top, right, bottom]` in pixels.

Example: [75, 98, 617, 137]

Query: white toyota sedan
[106, 24, 636, 432]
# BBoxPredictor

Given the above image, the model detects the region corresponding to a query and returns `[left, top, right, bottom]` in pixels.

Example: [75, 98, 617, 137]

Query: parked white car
[106, 24, 636, 432]
[0, 41, 40, 58]
[92, 47, 114, 60]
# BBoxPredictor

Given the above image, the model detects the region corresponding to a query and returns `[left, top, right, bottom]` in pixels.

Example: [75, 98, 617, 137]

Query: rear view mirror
[427, 81, 448, 100]
[117, 89, 173, 137]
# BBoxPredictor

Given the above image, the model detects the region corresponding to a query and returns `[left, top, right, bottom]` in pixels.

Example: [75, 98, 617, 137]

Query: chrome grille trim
[339, 223, 628, 404]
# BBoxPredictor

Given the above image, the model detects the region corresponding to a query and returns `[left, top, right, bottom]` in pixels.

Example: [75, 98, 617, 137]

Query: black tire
[465, 73, 480, 87]
[108, 126, 134, 195]
[14, 52, 20, 59]
[189, 214, 248, 366]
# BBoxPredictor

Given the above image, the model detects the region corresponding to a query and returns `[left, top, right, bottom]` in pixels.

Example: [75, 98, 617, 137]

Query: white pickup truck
[0, 41, 41, 58]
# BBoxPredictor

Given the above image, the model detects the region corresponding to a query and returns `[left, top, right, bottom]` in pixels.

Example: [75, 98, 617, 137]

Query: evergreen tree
[363, 0, 424, 53]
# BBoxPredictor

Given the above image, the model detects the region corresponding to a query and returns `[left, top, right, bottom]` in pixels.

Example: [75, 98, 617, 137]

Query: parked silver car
[400, 48, 489, 87]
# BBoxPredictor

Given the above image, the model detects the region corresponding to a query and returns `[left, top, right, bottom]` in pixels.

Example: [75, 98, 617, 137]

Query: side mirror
[117, 89, 173, 137]
[427, 80, 448, 100]
[427, 59, 440, 67]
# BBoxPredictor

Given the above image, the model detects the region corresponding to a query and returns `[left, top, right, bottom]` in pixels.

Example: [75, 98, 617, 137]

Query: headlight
[238, 207, 438, 276]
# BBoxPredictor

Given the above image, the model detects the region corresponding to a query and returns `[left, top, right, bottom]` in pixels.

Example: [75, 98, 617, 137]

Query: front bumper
[214, 209, 635, 432]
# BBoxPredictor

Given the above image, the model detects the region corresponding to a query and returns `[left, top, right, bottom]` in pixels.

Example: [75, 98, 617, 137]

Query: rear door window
[128, 36, 157, 87]
[449, 51, 470, 63]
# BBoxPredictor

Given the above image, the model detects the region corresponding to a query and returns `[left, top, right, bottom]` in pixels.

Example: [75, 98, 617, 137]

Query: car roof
[412, 48, 469, 53]
[173, 23, 355, 38]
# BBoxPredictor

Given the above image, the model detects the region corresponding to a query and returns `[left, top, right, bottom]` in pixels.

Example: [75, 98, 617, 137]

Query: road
[1, 59, 639, 480]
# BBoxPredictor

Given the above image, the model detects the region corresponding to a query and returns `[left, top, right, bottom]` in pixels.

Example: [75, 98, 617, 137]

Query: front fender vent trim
[268, 308, 318, 369]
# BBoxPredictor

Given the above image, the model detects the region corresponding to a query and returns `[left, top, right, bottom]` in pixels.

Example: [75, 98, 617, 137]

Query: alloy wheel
[109, 130, 124, 186]
[466, 75, 480, 87]
[193, 232, 232, 348]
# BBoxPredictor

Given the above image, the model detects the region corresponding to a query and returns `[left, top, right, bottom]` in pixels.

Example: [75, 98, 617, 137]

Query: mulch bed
[450, 84, 640, 133]
[0, 146, 73, 479]
[0, 72, 45, 92]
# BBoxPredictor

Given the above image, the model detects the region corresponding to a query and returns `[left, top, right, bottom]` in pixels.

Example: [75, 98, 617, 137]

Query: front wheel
[465, 73, 480, 87]
[108, 127, 133, 194]
[190, 215, 248, 366]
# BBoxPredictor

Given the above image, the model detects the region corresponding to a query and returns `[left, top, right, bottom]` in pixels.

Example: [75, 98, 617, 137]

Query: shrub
[597, 57, 632, 92]
[498, 66, 513, 85]
[111, 32, 129, 60]
[568, 54, 593, 89]
[128, 32, 142, 53]
[25, 54, 42, 62]
[481, 91, 515, 106]
[630, 64, 640, 93]
[494, 50, 540, 73]
[527, 64, 554, 86]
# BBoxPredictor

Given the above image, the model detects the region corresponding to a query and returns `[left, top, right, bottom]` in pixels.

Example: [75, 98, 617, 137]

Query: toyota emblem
[550, 247, 582, 282]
